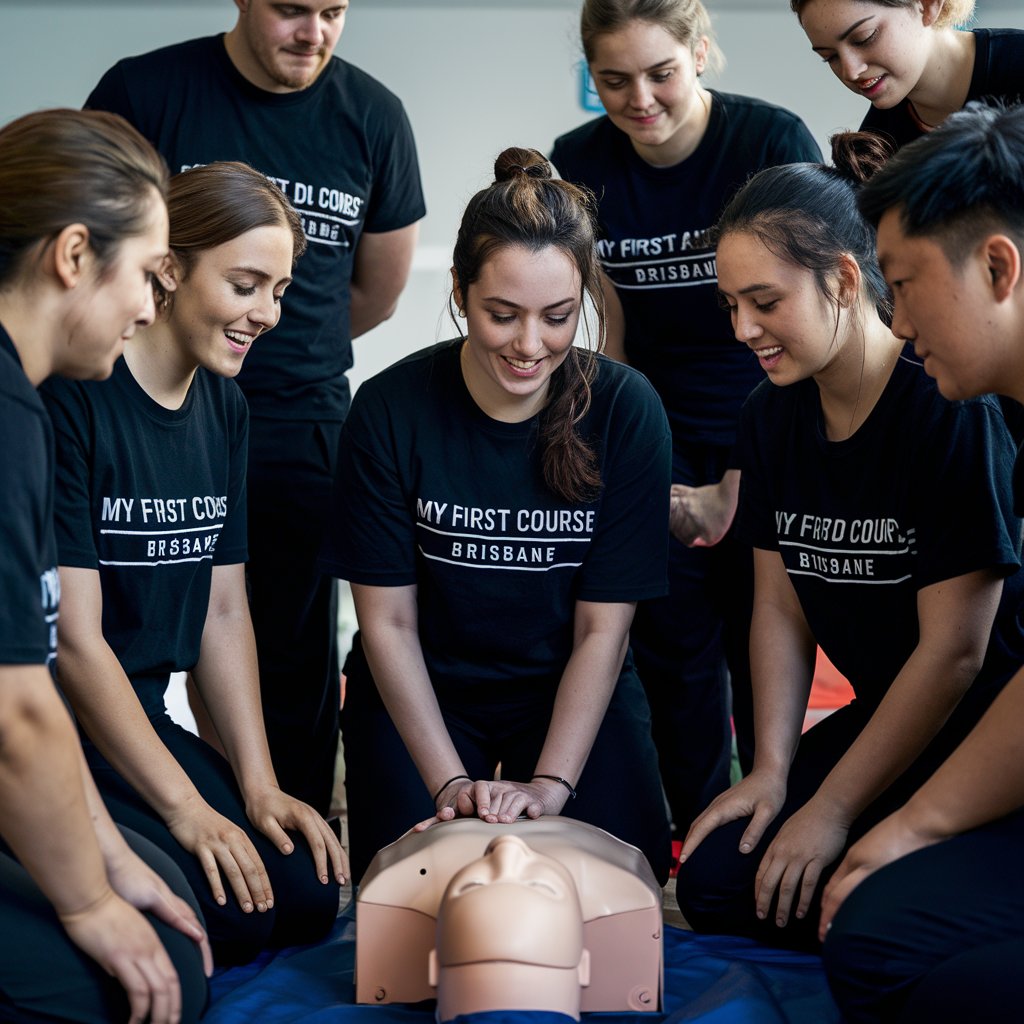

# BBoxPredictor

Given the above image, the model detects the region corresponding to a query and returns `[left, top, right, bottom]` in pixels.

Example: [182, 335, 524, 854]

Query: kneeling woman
[43, 162, 347, 965]
[675, 133, 1024, 949]
[322, 148, 673, 884]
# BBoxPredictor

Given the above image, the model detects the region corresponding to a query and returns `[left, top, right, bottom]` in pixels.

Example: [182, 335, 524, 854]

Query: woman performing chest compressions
[322, 146, 674, 885]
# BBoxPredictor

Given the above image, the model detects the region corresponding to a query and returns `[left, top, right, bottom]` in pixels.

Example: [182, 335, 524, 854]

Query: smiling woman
[321, 146, 674, 886]
[40, 161, 348, 968]
[792, 0, 1024, 149]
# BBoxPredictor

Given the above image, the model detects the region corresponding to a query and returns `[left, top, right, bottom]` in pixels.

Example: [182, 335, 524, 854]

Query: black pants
[246, 416, 342, 817]
[675, 686, 995, 952]
[341, 654, 672, 886]
[0, 827, 207, 1023]
[630, 441, 755, 837]
[86, 714, 339, 965]
[824, 806, 1024, 1023]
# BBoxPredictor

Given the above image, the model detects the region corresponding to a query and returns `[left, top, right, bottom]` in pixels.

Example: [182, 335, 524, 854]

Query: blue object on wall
[579, 62, 605, 113]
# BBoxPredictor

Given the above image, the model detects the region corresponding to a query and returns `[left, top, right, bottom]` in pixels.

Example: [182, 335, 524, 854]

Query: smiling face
[61, 193, 169, 380]
[876, 207, 1017, 400]
[167, 222, 295, 378]
[588, 19, 709, 166]
[456, 244, 581, 422]
[799, 0, 933, 108]
[229, 0, 348, 93]
[716, 230, 855, 386]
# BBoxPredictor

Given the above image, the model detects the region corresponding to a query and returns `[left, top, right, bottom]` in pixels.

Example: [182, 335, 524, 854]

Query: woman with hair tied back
[0, 108, 210, 1024]
[793, 0, 1024, 150]
[551, 0, 822, 842]
[675, 131, 1024, 953]
[321, 147, 674, 885]
[41, 160, 347, 968]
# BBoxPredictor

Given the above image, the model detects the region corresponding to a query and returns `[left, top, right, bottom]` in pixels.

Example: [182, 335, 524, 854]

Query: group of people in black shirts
[1, 0, 1023, 1021]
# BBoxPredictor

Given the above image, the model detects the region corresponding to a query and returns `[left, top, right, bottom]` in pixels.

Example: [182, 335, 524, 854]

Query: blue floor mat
[202, 907, 840, 1023]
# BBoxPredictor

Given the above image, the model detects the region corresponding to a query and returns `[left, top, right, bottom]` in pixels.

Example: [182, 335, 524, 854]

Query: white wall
[1, 0, 1020, 390]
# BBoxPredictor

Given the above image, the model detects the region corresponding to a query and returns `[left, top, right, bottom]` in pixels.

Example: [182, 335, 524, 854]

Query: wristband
[532, 774, 577, 800]
[433, 774, 471, 805]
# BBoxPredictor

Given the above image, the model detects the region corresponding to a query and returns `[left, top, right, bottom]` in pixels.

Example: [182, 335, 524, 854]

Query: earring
[457, 308, 466, 318]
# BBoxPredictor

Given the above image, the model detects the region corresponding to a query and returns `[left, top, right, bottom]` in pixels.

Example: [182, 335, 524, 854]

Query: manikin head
[429, 835, 590, 1021]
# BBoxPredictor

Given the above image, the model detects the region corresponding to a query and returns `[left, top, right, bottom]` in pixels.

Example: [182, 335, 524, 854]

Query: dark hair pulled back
[0, 108, 168, 289]
[452, 147, 605, 504]
[717, 131, 892, 321]
[155, 161, 307, 313]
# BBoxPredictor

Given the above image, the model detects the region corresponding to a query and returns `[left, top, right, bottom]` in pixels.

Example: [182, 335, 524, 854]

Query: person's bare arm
[349, 223, 419, 339]
[191, 563, 346, 884]
[0, 663, 184, 1023]
[599, 270, 627, 363]
[758, 568, 1003, 926]
[820, 658, 1024, 935]
[56, 565, 273, 913]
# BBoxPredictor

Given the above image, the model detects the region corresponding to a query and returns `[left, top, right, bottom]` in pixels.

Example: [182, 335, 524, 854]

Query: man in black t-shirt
[817, 103, 1024, 1023]
[87, 0, 426, 816]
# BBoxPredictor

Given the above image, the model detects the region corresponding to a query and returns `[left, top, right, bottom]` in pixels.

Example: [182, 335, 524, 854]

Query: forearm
[533, 616, 631, 786]
[191, 602, 278, 797]
[748, 595, 815, 779]
[599, 272, 627, 363]
[0, 667, 111, 916]
[58, 638, 200, 819]
[815, 642, 980, 823]
[889, 664, 1024, 838]
[360, 621, 465, 796]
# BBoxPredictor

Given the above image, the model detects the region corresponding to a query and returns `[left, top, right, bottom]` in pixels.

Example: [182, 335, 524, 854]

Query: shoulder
[971, 28, 1024, 94]
[351, 341, 459, 416]
[552, 117, 619, 166]
[193, 368, 249, 422]
[709, 91, 821, 163]
[321, 57, 409, 117]
[98, 35, 218, 82]
[588, 356, 670, 435]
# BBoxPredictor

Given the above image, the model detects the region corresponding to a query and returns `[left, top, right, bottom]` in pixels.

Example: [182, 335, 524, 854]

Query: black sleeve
[912, 397, 1021, 587]
[212, 386, 249, 566]
[733, 387, 779, 552]
[41, 379, 100, 570]
[577, 369, 671, 603]
[83, 63, 137, 123]
[319, 382, 418, 586]
[363, 101, 426, 234]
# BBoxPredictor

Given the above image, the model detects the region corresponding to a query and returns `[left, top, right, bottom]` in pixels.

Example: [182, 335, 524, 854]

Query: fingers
[148, 889, 211, 973]
[679, 803, 734, 863]
[738, 803, 776, 854]
[206, 836, 273, 913]
[819, 864, 860, 941]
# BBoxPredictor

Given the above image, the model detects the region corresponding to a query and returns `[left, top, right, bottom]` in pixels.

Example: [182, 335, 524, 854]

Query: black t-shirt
[552, 92, 822, 450]
[736, 352, 1024, 706]
[41, 358, 248, 716]
[0, 325, 59, 670]
[862, 28, 1024, 150]
[320, 342, 671, 702]
[86, 35, 426, 422]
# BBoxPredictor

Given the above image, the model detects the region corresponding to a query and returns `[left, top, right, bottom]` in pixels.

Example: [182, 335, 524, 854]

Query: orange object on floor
[808, 648, 854, 708]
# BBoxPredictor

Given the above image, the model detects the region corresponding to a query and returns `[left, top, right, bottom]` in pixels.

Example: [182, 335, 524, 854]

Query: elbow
[0, 682, 72, 770]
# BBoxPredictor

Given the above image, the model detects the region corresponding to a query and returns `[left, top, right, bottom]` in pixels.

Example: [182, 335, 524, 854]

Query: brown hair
[452, 147, 604, 504]
[0, 108, 168, 288]
[581, 0, 724, 75]
[791, 0, 975, 30]
[156, 161, 307, 312]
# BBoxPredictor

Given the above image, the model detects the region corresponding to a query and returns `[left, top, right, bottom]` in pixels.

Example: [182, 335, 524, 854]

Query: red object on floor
[808, 647, 854, 708]
[670, 839, 682, 878]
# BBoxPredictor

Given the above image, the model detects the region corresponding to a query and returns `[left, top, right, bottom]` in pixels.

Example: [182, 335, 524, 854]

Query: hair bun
[494, 146, 552, 184]
[829, 130, 894, 186]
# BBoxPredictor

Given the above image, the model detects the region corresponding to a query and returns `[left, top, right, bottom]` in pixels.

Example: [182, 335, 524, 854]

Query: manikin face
[60, 193, 169, 380]
[799, 0, 934, 109]
[230, 0, 348, 93]
[588, 20, 709, 166]
[877, 206, 1015, 400]
[716, 230, 856, 387]
[456, 244, 582, 423]
[168, 222, 295, 378]
[446, 835, 574, 904]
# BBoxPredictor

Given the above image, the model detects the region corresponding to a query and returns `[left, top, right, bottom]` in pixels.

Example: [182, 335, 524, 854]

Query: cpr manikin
[356, 817, 663, 1017]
